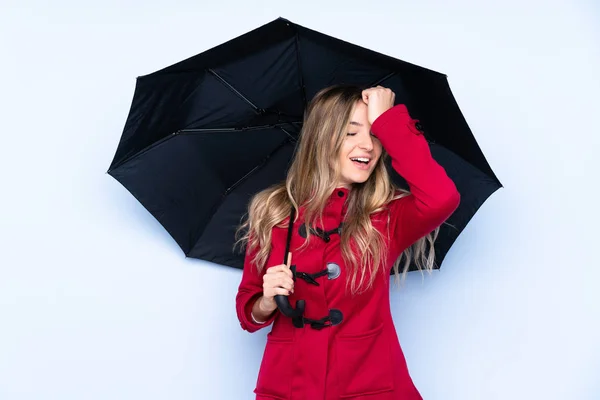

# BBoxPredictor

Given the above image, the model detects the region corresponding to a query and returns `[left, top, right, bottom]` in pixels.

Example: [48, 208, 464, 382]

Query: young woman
[235, 85, 460, 400]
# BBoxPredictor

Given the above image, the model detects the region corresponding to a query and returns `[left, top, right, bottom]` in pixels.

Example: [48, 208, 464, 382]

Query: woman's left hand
[361, 86, 395, 125]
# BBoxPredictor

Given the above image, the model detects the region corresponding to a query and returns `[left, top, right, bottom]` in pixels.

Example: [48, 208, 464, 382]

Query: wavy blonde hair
[236, 84, 439, 295]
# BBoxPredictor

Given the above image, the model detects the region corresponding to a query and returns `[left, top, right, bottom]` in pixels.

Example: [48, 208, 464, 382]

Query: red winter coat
[236, 104, 460, 400]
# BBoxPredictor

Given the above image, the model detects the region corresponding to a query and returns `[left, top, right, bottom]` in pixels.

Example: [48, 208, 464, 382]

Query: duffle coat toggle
[295, 221, 343, 286]
[291, 308, 344, 329]
[294, 262, 341, 285]
[298, 222, 344, 243]
[286, 207, 346, 329]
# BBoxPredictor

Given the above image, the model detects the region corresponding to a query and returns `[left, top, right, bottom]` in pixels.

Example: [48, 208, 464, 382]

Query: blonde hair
[236, 84, 439, 295]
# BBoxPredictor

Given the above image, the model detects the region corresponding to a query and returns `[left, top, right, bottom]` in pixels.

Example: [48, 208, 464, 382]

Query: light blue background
[1, 0, 599, 399]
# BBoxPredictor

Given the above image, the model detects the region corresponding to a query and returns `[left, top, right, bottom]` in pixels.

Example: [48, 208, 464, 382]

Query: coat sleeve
[370, 104, 461, 252]
[235, 242, 277, 333]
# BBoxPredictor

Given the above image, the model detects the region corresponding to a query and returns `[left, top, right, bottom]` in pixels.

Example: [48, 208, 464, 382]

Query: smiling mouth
[350, 157, 371, 165]
[350, 157, 372, 169]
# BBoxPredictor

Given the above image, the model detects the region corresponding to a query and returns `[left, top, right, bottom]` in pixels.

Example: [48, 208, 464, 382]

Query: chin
[346, 174, 372, 184]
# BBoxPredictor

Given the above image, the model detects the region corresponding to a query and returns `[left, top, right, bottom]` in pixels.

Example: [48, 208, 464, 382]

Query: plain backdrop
[1, 0, 599, 399]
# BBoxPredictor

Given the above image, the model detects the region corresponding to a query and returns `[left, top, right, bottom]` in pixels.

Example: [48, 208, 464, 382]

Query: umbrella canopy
[107, 17, 502, 272]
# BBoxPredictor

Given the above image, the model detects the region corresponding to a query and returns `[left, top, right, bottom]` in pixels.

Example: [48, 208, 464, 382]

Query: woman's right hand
[260, 252, 295, 312]
[362, 86, 395, 125]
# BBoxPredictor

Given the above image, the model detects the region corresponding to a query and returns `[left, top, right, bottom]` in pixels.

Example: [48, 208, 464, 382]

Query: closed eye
[347, 132, 357, 136]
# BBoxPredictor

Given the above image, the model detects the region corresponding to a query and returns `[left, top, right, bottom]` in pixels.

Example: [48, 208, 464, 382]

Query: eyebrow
[349, 121, 363, 127]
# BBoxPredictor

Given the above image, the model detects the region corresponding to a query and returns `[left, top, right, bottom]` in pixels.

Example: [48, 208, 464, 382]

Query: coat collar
[325, 186, 351, 219]
[287, 187, 351, 225]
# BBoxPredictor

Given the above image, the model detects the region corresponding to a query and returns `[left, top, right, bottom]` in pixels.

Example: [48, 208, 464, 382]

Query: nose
[358, 133, 374, 151]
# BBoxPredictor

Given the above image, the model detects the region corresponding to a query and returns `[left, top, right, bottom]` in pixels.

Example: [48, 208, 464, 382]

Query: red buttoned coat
[236, 104, 460, 400]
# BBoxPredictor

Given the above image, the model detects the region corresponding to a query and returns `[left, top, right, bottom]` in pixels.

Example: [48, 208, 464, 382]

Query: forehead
[349, 101, 369, 126]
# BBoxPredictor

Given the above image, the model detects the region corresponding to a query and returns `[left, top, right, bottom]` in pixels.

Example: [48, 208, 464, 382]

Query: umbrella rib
[207, 69, 261, 114]
[180, 121, 302, 134]
[224, 138, 294, 195]
[192, 137, 294, 251]
[279, 127, 297, 142]
[108, 133, 178, 173]
[369, 71, 397, 87]
[294, 30, 307, 107]
[109, 123, 301, 173]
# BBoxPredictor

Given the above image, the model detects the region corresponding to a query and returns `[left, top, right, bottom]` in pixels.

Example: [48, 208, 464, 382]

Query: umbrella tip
[277, 17, 292, 25]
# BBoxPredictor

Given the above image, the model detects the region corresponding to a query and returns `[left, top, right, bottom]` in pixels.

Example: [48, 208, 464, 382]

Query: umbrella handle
[275, 295, 305, 318]
[275, 264, 304, 317]
[277, 206, 305, 318]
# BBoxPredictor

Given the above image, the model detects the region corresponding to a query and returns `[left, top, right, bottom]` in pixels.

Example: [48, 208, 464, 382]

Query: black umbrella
[108, 17, 501, 278]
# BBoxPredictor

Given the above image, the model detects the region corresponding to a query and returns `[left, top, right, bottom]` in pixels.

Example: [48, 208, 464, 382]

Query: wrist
[258, 296, 277, 313]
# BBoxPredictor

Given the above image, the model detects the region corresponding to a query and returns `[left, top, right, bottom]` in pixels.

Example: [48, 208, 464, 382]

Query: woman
[235, 84, 460, 399]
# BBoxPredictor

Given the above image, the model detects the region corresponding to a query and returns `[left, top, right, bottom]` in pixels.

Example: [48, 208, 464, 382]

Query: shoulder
[372, 189, 412, 223]
[389, 189, 412, 207]
[373, 189, 411, 210]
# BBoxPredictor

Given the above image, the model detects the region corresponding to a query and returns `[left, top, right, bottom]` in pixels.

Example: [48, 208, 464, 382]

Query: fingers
[267, 264, 293, 279]
[264, 262, 295, 297]
[271, 287, 293, 297]
[362, 89, 370, 104]
[271, 275, 295, 290]
[262, 252, 297, 301]
[362, 86, 393, 96]
[263, 278, 294, 296]
[364, 86, 393, 94]
[362, 87, 380, 103]
[362, 86, 395, 124]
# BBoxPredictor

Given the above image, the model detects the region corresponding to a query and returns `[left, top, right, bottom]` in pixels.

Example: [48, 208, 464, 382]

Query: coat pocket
[336, 323, 394, 398]
[254, 333, 294, 400]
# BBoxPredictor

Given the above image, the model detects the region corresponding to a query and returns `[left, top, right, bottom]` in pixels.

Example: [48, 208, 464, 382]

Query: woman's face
[336, 101, 383, 188]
